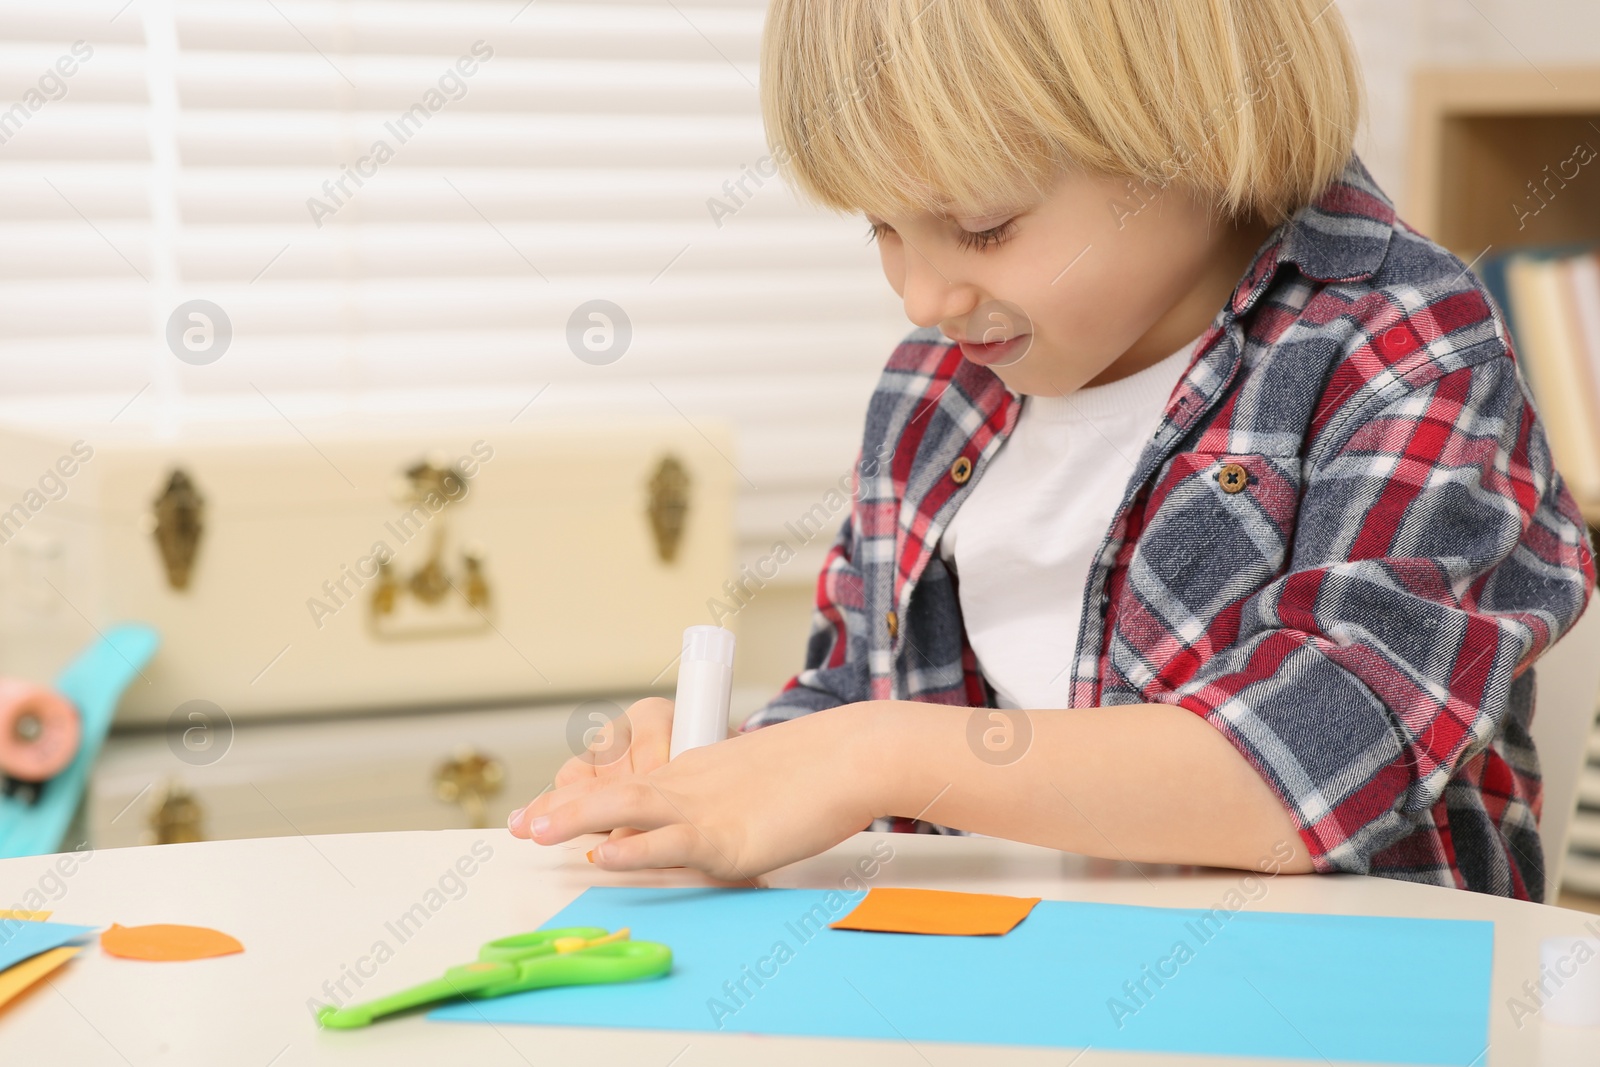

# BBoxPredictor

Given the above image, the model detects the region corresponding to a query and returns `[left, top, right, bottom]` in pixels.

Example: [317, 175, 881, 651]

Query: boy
[509, 0, 1594, 901]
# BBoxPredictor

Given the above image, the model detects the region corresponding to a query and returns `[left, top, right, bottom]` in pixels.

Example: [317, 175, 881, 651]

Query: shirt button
[1217, 462, 1249, 494]
[949, 456, 973, 484]
[1380, 325, 1417, 356]
[885, 610, 898, 638]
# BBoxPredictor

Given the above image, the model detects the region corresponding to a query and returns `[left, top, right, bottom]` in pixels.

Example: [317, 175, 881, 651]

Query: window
[0, 0, 906, 573]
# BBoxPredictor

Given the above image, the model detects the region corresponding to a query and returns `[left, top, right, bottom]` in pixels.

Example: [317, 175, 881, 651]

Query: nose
[898, 240, 979, 331]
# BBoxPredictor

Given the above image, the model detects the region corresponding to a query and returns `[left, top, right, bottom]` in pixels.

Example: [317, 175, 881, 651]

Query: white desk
[0, 829, 1594, 1065]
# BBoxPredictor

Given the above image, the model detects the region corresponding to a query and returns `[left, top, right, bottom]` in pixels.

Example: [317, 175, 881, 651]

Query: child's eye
[955, 219, 1015, 252]
[864, 220, 894, 244]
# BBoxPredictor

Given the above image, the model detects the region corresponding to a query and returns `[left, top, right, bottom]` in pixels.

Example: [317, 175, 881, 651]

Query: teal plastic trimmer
[0, 624, 159, 858]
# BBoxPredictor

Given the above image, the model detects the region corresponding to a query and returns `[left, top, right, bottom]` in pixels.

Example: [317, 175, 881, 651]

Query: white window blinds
[0, 0, 908, 573]
[0, 5, 151, 393]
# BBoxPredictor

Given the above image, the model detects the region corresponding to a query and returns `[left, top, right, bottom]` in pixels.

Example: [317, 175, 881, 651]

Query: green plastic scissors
[317, 927, 672, 1029]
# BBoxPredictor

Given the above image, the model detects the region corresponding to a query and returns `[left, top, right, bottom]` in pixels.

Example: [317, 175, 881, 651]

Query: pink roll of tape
[0, 677, 81, 782]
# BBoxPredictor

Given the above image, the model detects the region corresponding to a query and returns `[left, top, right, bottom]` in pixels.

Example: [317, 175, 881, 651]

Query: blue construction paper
[0, 918, 98, 972]
[431, 886, 1493, 1064]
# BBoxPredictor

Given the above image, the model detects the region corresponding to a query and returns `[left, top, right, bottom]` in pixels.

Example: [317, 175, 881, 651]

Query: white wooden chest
[0, 412, 737, 726]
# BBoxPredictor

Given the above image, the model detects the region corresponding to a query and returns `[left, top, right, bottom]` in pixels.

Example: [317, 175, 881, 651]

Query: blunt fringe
[759, 0, 1364, 225]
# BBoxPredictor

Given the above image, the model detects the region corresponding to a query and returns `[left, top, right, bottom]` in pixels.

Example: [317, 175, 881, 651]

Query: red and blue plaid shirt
[742, 154, 1596, 901]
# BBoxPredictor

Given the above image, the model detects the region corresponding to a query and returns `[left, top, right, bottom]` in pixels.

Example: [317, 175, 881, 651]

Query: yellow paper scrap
[0, 946, 80, 1011]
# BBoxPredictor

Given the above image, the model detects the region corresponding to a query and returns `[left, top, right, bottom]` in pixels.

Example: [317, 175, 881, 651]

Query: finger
[513, 782, 640, 841]
[527, 778, 676, 844]
[588, 823, 700, 871]
[580, 827, 641, 860]
[590, 713, 636, 780]
[625, 699, 674, 776]
[506, 781, 559, 837]
[586, 826, 643, 856]
[553, 754, 596, 789]
[517, 774, 606, 826]
[591, 825, 757, 885]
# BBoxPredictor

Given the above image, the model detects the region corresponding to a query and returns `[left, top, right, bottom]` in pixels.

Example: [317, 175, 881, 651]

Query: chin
[999, 374, 1062, 399]
[991, 362, 1068, 398]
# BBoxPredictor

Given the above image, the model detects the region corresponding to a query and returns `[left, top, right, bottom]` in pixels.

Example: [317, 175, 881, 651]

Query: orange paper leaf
[829, 887, 1040, 936]
[100, 923, 243, 961]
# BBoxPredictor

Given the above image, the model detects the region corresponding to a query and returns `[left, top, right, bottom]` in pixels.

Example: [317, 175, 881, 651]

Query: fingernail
[528, 815, 550, 838]
[507, 806, 529, 833]
[593, 842, 611, 863]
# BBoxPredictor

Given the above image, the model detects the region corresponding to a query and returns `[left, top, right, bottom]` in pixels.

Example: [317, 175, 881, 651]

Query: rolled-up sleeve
[1173, 343, 1595, 875]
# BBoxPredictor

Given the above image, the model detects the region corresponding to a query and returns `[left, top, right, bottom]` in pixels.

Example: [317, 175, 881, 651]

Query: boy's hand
[553, 696, 676, 787]
[507, 704, 887, 882]
[512, 697, 674, 849]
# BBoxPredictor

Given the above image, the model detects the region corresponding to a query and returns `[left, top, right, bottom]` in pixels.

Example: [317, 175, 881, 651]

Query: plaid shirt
[742, 153, 1596, 901]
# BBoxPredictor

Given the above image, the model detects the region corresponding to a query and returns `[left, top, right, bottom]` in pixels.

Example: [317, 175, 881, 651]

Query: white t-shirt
[937, 336, 1203, 710]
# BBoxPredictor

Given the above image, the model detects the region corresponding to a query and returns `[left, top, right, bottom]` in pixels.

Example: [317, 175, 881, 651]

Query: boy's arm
[862, 699, 1314, 871]
[518, 331, 1593, 884]
[518, 695, 1310, 878]
[1169, 346, 1591, 879]
[892, 341, 1594, 878]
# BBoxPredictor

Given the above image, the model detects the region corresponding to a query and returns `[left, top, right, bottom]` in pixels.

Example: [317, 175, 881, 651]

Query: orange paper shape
[829, 887, 1041, 936]
[100, 923, 243, 961]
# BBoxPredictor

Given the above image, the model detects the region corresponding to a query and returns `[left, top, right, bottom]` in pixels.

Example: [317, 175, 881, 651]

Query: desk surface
[0, 829, 1595, 1065]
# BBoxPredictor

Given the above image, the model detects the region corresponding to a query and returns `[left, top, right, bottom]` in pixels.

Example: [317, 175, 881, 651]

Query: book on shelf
[1480, 245, 1600, 508]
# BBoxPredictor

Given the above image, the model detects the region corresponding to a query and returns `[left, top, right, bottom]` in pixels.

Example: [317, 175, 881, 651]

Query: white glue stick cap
[669, 625, 736, 759]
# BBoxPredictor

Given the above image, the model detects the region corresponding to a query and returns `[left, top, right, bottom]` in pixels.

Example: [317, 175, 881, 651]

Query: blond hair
[759, 0, 1363, 225]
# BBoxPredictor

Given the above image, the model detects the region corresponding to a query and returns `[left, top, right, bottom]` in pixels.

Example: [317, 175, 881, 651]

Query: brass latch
[433, 747, 504, 828]
[646, 454, 690, 563]
[371, 545, 491, 615]
[369, 455, 493, 639]
[151, 468, 205, 590]
[402, 458, 467, 504]
[147, 778, 205, 844]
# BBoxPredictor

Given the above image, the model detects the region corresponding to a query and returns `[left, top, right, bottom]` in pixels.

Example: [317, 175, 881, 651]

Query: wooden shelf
[1408, 67, 1600, 256]
[1408, 67, 1600, 525]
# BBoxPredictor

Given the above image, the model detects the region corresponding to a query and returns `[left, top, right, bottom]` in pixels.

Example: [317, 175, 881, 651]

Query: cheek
[995, 246, 1089, 336]
[1110, 195, 1215, 290]
[1027, 281, 1099, 347]
[1015, 262, 1148, 363]
[1053, 231, 1193, 335]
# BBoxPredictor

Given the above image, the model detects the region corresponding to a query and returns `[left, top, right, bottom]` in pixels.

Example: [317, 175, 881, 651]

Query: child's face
[865, 168, 1272, 396]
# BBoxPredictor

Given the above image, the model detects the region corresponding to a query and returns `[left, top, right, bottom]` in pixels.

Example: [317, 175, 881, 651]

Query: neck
[1085, 212, 1279, 389]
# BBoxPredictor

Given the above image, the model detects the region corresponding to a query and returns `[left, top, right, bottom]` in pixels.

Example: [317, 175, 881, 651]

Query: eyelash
[956, 220, 1016, 251]
[863, 219, 1017, 252]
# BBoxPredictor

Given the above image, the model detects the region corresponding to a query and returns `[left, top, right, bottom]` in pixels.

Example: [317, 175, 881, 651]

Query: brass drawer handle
[148, 778, 206, 844]
[152, 469, 205, 591]
[647, 454, 690, 563]
[433, 747, 505, 828]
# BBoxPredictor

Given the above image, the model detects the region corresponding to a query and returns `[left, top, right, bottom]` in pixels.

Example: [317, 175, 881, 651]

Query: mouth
[956, 333, 1030, 367]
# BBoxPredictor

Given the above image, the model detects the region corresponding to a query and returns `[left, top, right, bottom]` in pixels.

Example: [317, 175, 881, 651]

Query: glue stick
[669, 625, 736, 759]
